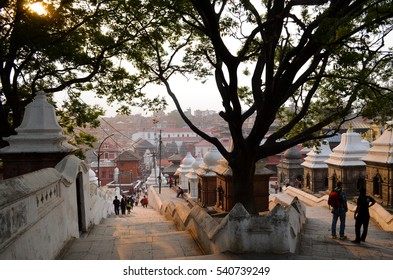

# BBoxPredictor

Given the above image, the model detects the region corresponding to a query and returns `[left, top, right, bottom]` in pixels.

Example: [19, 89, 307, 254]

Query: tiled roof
[134, 138, 155, 149]
[115, 150, 141, 161]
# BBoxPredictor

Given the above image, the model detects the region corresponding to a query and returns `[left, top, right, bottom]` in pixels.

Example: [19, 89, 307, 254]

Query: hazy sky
[68, 75, 226, 117]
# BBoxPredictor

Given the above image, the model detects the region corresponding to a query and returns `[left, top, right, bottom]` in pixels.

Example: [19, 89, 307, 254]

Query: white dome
[203, 147, 223, 167]
[192, 153, 204, 170]
[89, 168, 97, 178]
[181, 152, 195, 167]
[89, 168, 98, 184]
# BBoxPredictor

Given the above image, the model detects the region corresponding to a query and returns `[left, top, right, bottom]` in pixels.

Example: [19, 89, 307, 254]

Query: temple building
[362, 122, 393, 207]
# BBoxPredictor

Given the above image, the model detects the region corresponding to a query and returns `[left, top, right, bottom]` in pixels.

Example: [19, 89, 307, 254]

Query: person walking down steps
[113, 196, 120, 215]
[328, 182, 348, 240]
[141, 196, 148, 208]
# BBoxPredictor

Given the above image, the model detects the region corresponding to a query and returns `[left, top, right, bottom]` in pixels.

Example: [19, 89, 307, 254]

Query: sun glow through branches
[26, 2, 48, 16]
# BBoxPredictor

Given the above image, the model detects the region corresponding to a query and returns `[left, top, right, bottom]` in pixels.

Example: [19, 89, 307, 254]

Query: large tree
[0, 0, 166, 150]
[125, 0, 393, 214]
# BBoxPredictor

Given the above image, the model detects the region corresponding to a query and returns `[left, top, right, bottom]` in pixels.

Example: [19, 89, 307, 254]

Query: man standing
[352, 188, 376, 243]
[120, 196, 126, 215]
[113, 196, 120, 215]
[329, 182, 348, 240]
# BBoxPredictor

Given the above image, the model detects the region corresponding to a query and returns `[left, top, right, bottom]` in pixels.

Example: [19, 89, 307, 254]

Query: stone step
[59, 206, 204, 260]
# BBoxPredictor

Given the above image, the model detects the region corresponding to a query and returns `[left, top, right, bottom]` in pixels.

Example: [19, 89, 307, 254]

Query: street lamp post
[97, 133, 114, 188]
[158, 130, 162, 194]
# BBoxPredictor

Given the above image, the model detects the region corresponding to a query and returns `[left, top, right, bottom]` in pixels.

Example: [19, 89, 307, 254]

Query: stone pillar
[0, 91, 75, 179]
[325, 126, 369, 196]
[301, 141, 331, 193]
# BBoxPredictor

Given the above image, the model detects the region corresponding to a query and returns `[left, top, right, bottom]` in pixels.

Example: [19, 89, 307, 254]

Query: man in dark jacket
[113, 196, 120, 215]
[352, 188, 376, 243]
[120, 196, 126, 215]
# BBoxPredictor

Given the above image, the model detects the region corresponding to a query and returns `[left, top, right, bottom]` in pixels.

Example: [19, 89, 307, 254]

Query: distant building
[115, 150, 142, 183]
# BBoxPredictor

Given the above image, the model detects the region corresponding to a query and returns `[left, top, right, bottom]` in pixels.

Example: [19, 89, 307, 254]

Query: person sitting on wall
[176, 187, 184, 198]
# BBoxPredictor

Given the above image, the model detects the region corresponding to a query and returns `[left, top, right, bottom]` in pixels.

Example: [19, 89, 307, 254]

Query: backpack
[328, 191, 341, 208]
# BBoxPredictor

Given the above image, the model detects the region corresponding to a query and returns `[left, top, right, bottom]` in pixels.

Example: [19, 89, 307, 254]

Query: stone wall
[0, 155, 113, 259]
[148, 186, 306, 255]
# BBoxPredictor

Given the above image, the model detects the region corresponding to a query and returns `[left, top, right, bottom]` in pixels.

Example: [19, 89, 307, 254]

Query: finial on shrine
[348, 122, 353, 132]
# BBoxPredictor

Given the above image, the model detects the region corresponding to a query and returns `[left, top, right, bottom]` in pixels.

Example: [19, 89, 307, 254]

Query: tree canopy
[124, 0, 393, 213]
[0, 0, 167, 150]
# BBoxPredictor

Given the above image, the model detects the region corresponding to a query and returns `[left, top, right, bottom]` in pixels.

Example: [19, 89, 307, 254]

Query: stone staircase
[58, 205, 204, 260]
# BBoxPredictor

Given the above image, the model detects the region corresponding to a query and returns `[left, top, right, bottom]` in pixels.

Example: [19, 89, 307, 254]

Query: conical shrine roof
[362, 122, 393, 164]
[325, 126, 369, 166]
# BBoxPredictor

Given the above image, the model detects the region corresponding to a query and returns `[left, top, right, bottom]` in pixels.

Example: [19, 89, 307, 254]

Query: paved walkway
[59, 194, 203, 260]
[59, 186, 393, 260]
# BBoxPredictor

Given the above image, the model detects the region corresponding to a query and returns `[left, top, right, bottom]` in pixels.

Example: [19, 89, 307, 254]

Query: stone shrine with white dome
[362, 121, 393, 206]
[325, 125, 370, 195]
[301, 141, 332, 193]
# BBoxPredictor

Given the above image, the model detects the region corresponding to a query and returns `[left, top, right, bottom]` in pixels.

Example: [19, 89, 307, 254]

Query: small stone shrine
[0, 91, 75, 179]
[186, 152, 203, 199]
[175, 152, 195, 193]
[325, 125, 370, 196]
[145, 166, 167, 187]
[195, 147, 223, 207]
[213, 158, 274, 213]
[362, 121, 393, 206]
[277, 146, 304, 187]
[301, 141, 331, 193]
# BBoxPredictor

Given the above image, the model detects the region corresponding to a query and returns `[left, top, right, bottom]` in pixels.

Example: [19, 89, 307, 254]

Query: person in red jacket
[141, 196, 148, 208]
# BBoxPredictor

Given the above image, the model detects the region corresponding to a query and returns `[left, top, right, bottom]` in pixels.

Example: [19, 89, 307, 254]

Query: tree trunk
[229, 150, 258, 214]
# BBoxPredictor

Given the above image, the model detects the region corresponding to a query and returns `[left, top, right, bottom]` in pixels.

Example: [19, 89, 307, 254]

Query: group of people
[112, 194, 149, 215]
[329, 182, 376, 243]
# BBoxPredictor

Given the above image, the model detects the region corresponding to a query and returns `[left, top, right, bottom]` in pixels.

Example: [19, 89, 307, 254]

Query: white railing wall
[0, 155, 114, 259]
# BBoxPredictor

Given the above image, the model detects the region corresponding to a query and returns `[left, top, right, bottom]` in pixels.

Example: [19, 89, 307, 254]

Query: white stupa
[145, 166, 167, 187]
[325, 126, 369, 167]
[175, 152, 195, 191]
[0, 91, 75, 153]
[362, 121, 393, 164]
[186, 152, 204, 199]
[89, 169, 99, 186]
[302, 141, 332, 168]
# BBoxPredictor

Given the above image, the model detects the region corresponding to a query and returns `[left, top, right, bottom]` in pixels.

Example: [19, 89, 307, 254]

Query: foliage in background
[0, 0, 167, 151]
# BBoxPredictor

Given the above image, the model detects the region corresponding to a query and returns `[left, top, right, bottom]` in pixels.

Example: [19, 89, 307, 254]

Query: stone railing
[148, 186, 306, 255]
[0, 155, 113, 259]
